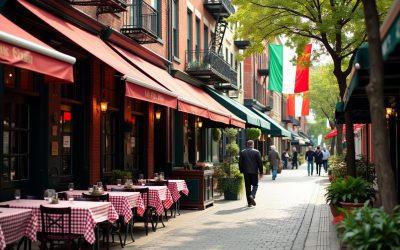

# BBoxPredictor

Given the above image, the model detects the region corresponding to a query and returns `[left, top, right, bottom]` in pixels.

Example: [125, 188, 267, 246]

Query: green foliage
[111, 169, 132, 182]
[325, 176, 375, 206]
[226, 143, 240, 158]
[212, 128, 222, 141]
[263, 161, 270, 174]
[355, 155, 376, 183]
[339, 203, 400, 249]
[329, 154, 347, 179]
[187, 60, 209, 70]
[298, 153, 305, 165]
[217, 163, 244, 196]
[225, 128, 238, 143]
[246, 128, 262, 141]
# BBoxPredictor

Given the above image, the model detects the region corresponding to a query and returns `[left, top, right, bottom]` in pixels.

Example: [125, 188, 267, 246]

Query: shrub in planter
[325, 176, 375, 216]
[246, 128, 261, 141]
[212, 128, 222, 141]
[263, 161, 271, 175]
[217, 164, 244, 200]
[111, 169, 132, 183]
[339, 203, 400, 249]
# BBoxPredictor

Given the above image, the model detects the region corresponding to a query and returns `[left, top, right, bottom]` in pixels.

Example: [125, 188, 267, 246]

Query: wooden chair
[80, 193, 123, 249]
[39, 206, 80, 250]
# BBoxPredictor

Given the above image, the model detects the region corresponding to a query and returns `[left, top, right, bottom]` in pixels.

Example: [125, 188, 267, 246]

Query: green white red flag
[268, 44, 312, 94]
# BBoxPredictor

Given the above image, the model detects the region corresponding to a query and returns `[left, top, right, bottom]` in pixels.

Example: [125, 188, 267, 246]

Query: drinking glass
[138, 174, 144, 180]
[117, 179, 122, 187]
[154, 173, 159, 181]
[160, 172, 164, 181]
[97, 181, 102, 188]
[68, 183, 74, 191]
[14, 189, 21, 200]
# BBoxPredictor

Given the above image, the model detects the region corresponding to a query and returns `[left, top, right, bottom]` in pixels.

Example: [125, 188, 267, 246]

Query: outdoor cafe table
[167, 180, 189, 202]
[0, 207, 38, 250]
[0, 199, 118, 245]
[107, 185, 174, 216]
[66, 190, 145, 222]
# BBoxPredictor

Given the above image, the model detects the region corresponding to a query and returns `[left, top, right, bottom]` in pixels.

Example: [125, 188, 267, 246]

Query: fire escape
[185, 0, 236, 90]
[63, 0, 128, 15]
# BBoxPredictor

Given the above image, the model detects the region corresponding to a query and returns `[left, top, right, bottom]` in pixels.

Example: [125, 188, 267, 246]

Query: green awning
[250, 108, 291, 137]
[206, 87, 270, 130]
[344, 5, 400, 112]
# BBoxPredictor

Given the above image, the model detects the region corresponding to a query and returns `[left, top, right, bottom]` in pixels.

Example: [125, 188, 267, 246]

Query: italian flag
[287, 92, 310, 117]
[268, 44, 312, 93]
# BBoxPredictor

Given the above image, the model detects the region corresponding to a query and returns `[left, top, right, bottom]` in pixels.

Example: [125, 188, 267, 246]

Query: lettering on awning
[0, 42, 33, 64]
[144, 89, 166, 102]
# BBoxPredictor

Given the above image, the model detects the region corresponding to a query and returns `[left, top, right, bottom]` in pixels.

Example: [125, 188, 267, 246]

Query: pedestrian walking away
[315, 146, 323, 176]
[268, 145, 281, 181]
[239, 140, 263, 207]
[291, 147, 298, 170]
[322, 146, 330, 173]
[305, 146, 315, 176]
[281, 149, 289, 169]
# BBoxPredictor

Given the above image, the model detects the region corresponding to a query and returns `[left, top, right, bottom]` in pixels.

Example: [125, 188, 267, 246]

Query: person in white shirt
[322, 147, 330, 173]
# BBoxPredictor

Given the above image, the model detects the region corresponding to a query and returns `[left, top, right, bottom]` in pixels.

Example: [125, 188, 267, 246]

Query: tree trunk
[345, 111, 356, 177]
[336, 124, 343, 154]
[362, 0, 398, 212]
[330, 136, 336, 155]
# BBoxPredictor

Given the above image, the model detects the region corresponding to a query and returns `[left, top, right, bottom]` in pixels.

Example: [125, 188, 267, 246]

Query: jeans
[323, 160, 328, 172]
[272, 168, 278, 180]
[292, 159, 298, 169]
[283, 159, 288, 169]
[307, 160, 314, 176]
[244, 174, 259, 204]
[316, 163, 323, 176]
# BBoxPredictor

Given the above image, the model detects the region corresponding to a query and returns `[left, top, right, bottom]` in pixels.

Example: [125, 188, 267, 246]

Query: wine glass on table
[14, 189, 21, 200]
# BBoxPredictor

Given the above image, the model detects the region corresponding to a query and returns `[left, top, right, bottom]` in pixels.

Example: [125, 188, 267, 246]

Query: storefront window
[59, 109, 72, 176]
[2, 103, 30, 181]
[101, 112, 116, 173]
[3, 66, 36, 91]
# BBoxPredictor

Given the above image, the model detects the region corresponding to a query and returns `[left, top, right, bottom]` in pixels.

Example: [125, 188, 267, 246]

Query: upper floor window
[187, 9, 193, 63]
[151, 0, 161, 37]
[172, 0, 179, 58]
[195, 17, 200, 61]
[204, 25, 209, 51]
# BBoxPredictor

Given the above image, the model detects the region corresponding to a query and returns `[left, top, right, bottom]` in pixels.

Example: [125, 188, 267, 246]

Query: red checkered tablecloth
[0, 199, 118, 245]
[66, 190, 145, 222]
[167, 180, 189, 202]
[0, 208, 38, 250]
[108, 185, 174, 216]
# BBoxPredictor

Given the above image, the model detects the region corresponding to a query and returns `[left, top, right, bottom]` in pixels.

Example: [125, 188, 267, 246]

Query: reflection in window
[102, 112, 116, 173]
[2, 103, 29, 181]
[60, 110, 72, 176]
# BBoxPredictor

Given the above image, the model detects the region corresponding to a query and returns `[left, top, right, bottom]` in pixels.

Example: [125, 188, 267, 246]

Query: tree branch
[250, 2, 317, 22]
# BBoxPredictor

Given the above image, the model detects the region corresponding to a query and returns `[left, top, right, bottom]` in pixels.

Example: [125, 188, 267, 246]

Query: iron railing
[121, 0, 157, 43]
[185, 50, 237, 86]
[204, 0, 235, 15]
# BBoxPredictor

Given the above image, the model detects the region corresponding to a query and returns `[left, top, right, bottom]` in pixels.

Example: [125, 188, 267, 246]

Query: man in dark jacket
[292, 147, 298, 169]
[315, 146, 324, 176]
[239, 140, 263, 207]
[305, 146, 316, 176]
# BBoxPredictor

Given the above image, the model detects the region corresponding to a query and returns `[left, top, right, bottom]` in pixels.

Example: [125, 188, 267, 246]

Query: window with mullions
[187, 9, 193, 63]
[151, 0, 161, 37]
[172, 0, 179, 58]
[3, 65, 37, 92]
[204, 25, 209, 52]
[195, 17, 200, 61]
[101, 112, 116, 174]
[2, 103, 30, 181]
[59, 109, 73, 176]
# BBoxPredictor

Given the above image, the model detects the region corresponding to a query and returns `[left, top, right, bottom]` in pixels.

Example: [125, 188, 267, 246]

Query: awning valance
[0, 14, 75, 82]
[250, 108, 291, 137]
[324, 124, 364, 140]
[110, 43, 245, 127]
[18, 0, 177, 109]
[205, 87, 270, 130]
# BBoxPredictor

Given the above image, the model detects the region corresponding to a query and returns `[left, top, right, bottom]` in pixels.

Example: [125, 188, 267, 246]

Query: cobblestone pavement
[115, 164, 340, 250]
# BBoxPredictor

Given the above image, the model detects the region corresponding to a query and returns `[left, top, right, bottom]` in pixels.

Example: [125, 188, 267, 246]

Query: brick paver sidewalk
[113, 163, 340, 250]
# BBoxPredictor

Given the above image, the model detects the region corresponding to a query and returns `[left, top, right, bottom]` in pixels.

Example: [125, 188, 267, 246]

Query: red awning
[324, 124, 364, 139]
[0, 14, 75, 82]
[18, 0, 177, 109]
[110, 43, 245, 126]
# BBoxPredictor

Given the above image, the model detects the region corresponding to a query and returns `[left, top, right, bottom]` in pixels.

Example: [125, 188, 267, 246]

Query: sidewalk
[116, 163, 340, 250]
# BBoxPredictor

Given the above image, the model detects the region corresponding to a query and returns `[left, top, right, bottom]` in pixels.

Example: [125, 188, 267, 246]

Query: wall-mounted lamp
[386, 107, 394, 119]
[196, 117, 203, 128]
[155, 109, 161, 120]
[100, 100, 109, 112]
[267, 134, 271, 138]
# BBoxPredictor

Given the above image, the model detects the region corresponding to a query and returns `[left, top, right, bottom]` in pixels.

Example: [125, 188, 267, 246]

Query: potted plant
[218, 163, 244, 200]
[111, 169, 132, 184]
[338, 203, 400, 249]
[212, 128, 222, 141]
[263, 160, 271, 175]
[325, 176, 375, 216]
[218, 128, 243, 200]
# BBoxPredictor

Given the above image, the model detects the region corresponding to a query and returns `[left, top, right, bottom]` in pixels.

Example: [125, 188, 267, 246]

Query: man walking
[268, 145, 281, 180]
[322, 146, 330, 173]
[292, 147, 298, 170]
[305, 146, 315, 176]
[239, 140, 263, 207]
[315, 146, 324, 176]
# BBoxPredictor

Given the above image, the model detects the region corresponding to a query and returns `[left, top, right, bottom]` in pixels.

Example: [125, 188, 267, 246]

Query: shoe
[248, 195, 256, 206]
[248, 204, 252, 207]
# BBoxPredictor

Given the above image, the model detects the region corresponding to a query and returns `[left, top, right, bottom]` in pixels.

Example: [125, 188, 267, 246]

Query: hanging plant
[212, 128, 222, 141]
[246, 128, 261, 141]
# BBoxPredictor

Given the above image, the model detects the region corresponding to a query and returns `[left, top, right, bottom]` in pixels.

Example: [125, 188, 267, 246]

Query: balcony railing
[64, 0, 127, 14]
[203, 0, 235, 19]
[121, 0, 158, 44]
[185, 50, 237, 89]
